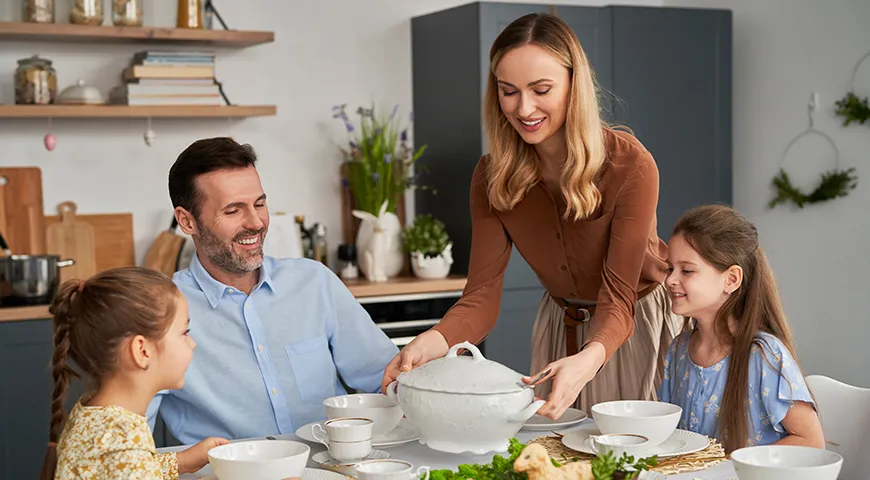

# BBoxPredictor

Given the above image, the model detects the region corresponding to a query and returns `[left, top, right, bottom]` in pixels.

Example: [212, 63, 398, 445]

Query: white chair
[806, 375, 870, 480]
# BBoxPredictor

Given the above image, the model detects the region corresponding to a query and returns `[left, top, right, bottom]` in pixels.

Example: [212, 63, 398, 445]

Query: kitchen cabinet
[0, 317, 85, 480]
[411, 2, 732, 372]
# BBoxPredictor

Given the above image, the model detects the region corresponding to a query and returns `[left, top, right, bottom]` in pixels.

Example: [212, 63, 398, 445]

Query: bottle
[338, 244, 359, 280]
[313, 223, 328, 266]
[23, 0, 54, 23]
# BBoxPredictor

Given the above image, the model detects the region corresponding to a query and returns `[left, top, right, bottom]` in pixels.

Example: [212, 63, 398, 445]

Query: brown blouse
[432, 128, 669, 363]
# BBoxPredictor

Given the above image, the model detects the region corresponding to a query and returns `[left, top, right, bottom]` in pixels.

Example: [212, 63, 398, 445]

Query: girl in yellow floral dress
[39, 267, 229, 480]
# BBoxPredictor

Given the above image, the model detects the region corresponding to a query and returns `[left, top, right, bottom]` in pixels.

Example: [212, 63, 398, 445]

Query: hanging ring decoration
[770, 93, 858, 209]
[834, 49, 870, 126]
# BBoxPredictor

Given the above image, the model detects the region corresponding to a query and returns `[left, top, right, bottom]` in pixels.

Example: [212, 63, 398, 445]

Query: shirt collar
[190, 254, 278, 308]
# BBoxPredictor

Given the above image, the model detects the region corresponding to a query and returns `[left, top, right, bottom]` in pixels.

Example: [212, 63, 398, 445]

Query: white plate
[522, 408, 588, 431]
[200, 467, 348, 479]
[561, 424, 710, 458]
[296, 418, 419, 448]
[312, 449, 390, 476]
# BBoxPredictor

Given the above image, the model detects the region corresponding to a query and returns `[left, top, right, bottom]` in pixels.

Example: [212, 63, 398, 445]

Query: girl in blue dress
[657, 204, 825, 453]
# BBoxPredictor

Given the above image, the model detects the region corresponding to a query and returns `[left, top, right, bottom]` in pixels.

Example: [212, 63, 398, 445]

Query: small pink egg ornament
[44, 133, 56, 151]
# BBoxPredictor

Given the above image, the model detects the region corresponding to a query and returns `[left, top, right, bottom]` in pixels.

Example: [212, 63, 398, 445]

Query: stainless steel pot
[0, 232, 75, 306]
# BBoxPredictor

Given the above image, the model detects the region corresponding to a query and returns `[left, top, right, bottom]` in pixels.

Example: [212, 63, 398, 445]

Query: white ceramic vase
[354, 201, 404, 281]
[410, 243, 453, 279]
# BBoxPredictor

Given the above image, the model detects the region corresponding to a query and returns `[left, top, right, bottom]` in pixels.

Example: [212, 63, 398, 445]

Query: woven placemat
[528, 435, 726, 476]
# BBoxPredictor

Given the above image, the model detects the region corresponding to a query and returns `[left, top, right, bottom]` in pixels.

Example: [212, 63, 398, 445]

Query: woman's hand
[523, 342, 606, 420]
[177, 436, 230, 474]
[381, 330, 449, 393]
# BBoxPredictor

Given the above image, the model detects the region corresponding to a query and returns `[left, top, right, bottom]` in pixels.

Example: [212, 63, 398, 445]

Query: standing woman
[382, 13, 682, 419]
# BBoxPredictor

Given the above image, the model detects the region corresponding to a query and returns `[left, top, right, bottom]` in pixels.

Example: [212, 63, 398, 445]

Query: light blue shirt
[146, 254, 399, 445]
[658, 330, 815, 446]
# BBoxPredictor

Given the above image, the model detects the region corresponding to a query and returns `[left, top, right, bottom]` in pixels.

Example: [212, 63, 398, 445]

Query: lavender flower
[372, 172, 380, 183]
[349, 141, 357, 149]
[384, 153, 391, 164]
[400, 129, 408, 142]
[345, 121, 354, 133]
[341, 178, 350, 187]
[390, 104, 399, 120]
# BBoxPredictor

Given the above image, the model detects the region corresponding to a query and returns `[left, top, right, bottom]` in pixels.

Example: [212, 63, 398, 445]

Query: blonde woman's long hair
[484, 13, 606, 221]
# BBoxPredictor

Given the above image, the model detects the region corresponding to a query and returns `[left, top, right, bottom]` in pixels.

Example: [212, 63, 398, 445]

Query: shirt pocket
[284, 333, 337, 402]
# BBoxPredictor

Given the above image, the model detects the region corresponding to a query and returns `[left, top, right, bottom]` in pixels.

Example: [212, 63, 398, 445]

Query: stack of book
[109, 51, 223, 106]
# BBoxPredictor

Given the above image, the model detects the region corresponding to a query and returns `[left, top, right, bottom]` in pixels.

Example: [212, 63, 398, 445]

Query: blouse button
[561, 265, 567, 271]
[556, 233, 562, 240]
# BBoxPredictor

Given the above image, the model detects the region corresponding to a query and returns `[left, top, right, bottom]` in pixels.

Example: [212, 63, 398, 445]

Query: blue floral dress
[657, 330, 815, 446]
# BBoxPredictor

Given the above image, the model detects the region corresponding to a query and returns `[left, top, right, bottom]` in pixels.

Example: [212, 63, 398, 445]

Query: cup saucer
[312, 449, 391, 476]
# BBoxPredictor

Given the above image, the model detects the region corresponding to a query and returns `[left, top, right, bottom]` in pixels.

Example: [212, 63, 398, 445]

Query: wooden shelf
[344, 275, 467, 299]
[0, 305, 51, 323]
[0, 22, 274, 47]
[0, 105, 276, 118]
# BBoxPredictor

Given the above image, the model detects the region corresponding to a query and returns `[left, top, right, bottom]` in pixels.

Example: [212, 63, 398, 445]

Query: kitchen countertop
[0, 275, 468, 323]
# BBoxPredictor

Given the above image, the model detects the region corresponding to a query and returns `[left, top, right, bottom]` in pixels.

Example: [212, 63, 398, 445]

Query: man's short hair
[168, 137, 258, 219]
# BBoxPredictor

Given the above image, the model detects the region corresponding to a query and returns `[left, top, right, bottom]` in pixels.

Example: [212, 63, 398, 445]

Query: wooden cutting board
[44, 212, 135, 274]
[144, 217, 186, 277]
[0, 167, 46, 255]
[46, 201, 97, 282]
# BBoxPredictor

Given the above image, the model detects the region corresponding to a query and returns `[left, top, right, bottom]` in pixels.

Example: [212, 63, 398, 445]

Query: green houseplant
[402, 214, 453, 279]
[333, 103, 428, 279]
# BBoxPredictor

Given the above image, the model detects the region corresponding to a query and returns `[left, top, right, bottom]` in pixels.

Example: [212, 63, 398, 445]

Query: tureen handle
[509, 398, 547, 423]
[386, 380, 399, 404]
[445, 341, 485, 362]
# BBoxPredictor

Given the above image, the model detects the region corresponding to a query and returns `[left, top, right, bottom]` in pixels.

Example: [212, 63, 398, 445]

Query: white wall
[663, 0, 870, 387]
[0, 0, 662, 265]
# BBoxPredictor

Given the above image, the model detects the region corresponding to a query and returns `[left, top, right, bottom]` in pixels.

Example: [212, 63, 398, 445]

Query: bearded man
[146, 137, 398, 444]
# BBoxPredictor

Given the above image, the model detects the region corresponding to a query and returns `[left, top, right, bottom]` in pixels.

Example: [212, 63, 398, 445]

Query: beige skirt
[530, 283, 683, 413]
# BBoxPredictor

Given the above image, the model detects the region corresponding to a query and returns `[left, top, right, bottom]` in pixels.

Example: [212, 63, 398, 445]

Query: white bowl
[731, 445, 843, 480]
[323, 393, 403, 437]
[207, 440, 309, 480]
[591, 401, 681, 447]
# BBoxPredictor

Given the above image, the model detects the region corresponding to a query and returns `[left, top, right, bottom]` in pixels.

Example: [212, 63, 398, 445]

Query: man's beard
[196, 221, 266, 275]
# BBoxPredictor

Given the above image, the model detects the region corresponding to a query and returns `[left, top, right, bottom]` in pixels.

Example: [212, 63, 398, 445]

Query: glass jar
[177, 0, 202, 29]
[113, 0, 143, 27]
[15, 55, 58, 105]
[23, 0, 54, 23]
[70, 0, 103, 25]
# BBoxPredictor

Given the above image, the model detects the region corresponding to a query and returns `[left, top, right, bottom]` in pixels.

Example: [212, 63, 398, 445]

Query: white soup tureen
[386, 341, 545, 455]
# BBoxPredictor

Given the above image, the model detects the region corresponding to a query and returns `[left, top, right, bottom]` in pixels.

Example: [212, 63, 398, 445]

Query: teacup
[356, 459, 430, 480]
[589, 433, 650, 458]
[317, 417, 374, 442]
[312, 417, 374, 462]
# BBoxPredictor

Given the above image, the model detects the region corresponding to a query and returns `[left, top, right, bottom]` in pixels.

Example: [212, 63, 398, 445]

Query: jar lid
[18, 55, 52, 66]
[397, 341, 525, 394]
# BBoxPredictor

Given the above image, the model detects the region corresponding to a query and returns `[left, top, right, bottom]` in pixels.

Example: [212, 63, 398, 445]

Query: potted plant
[333, 103, 429, 280]
[402, 214, 453, 279]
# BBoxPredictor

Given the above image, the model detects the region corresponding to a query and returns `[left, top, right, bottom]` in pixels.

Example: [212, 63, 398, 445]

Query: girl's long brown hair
[484, 13, 607, 221]
[38, 267, 179, 480]
[672, 204, 807, 453]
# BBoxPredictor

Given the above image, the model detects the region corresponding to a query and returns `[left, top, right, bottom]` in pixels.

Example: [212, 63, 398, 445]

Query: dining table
[159, 418, 738, 480]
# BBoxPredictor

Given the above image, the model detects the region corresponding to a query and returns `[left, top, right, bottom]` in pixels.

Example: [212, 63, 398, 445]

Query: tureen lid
[397, 341, 526, 394]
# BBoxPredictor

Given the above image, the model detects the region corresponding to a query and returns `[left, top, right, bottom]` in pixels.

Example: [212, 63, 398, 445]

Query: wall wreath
[834, 50, 870, 127]
[769, 93, 858, 209]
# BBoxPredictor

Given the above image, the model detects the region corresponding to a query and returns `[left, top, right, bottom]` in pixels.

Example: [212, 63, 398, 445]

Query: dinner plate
[522, 408, 588, 431]
[296, 418, 419, 448]
[312, 449, 390, 476]
[561, 424, 710, 458]
[200, 467, 348, 479]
